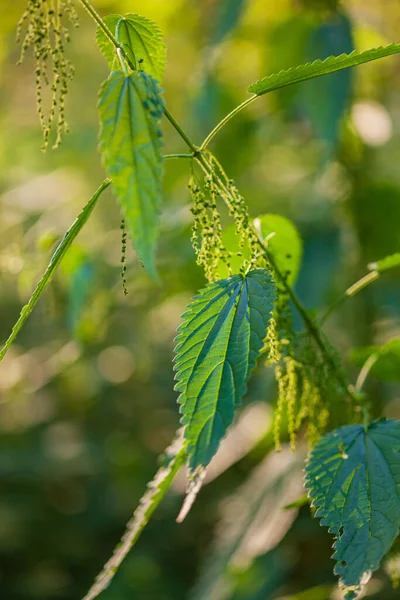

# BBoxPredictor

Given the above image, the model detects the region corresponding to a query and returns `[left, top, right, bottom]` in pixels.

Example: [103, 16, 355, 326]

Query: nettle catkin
[17, 0, 79, 149]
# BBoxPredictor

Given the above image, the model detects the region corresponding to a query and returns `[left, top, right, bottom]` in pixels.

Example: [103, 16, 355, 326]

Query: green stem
[200, 96, 257, 150]
[79, 0, 119, 47]
[320, 270, 380, 325]
[163, 108, 199, 155]
[0, 179, 111, 363]
[164, 153, 193, 159]
[355, 351, 380, 393]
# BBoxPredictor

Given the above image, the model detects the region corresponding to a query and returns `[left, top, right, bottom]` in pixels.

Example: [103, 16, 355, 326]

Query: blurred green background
[1, 0, 400, 598]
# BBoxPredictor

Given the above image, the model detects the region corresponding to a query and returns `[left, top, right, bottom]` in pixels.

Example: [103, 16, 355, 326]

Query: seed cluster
[189, 174, 229, 282]
[120, 218, 128, 296]
[17, 0, 79, 149]
[207, 153, 264, 275]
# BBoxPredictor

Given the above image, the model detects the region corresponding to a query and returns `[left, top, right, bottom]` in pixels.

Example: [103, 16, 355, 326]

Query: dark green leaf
[96, 14, 166, 81]
[98, 70, 164, 279]
[306, 420, 400, 599]
[248, 44, 400, 96]
[351, 339, 400, 383]
[174, 270, 276, 470]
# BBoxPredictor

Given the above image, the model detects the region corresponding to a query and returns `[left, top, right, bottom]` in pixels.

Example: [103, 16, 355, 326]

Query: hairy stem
[0, 179, 111, 363]
[200, 96, 256, 150]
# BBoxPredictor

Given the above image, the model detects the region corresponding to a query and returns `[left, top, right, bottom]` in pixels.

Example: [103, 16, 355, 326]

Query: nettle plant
[6, 2, 400, 599]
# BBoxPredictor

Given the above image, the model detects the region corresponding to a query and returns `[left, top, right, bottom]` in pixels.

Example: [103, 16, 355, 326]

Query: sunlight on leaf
[174, 270, 276, 470]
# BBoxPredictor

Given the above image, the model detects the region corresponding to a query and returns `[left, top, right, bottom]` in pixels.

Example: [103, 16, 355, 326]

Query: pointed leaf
[305, 420, 400, 599]
[96, 14, 166, 81]
[248, 44, 400, 96]
[98, 70, 164, 279]
[174, 269, 276, 470]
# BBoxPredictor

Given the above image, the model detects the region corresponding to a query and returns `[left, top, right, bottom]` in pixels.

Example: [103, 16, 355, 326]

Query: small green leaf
[217, 214, 302, 286]
[174, 270, 276, 470]
[96, 14, 166, 81]
[98, 70, 164, 279]
[248, 44, 400, 96]
[305, 420, 400, 599]
[255, 214, 303, 286]
[351, 339, 400, 383]
[368, 252, 400, 273]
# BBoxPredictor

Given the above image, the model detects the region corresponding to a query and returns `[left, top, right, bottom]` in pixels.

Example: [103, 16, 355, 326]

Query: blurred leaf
[96, 14, 166, 81]
[218, 214, 302, 285]
[210, 0, 247, 45]
[248, 43, 400, 96]
[305, 420, 400, 599]
[349, 182, 400, 263]
[190, 446, 305, 600]
[350, 339, 400, 383]
[299, 12, 354, 150]
[61, 245, 95, 335]
[98, 70, 164, 279]
[174, 270, 275, 470]
[368, 253, 400, 273]
[255, 214, 303, 286]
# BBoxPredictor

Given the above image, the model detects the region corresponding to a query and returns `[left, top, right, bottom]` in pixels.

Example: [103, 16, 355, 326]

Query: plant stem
[355, 352, 380, 393]
[163, 108, 199, 155]
[0, 179, 111, 363]
[320, 270, 380, 325]
[164, 153, 193, 159]
[79, 0, 119, 47]
[200, 96, 257, 150]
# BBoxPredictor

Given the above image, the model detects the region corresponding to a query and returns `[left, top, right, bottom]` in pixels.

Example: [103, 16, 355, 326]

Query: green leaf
[305, 420, 400, 599]
[98, 70, 164, 279]
[255, 214, 303, 286]
[248, 44, 400, 96]
[368, 252, 400, 273]
[351, 339, 400, 383]
[82, 432, 187, 600]
[217, 214, 302, 286]
[96, 14, 166, 81]
[174, 270, 276, 470]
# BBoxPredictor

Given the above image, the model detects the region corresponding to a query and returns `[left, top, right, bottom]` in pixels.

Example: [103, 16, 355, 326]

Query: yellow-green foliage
[17, 0, 79, 149]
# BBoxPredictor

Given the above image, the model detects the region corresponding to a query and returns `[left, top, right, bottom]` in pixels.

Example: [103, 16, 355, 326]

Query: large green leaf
[96, 14, 166, 81]
[174, 270, 276, 470]
[351, 339, 400, 383]
[217, 214, 302, 286]
[248, 44, 400, 96]
[305, 420, 400, 599]
[98, 70, 164, 279]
